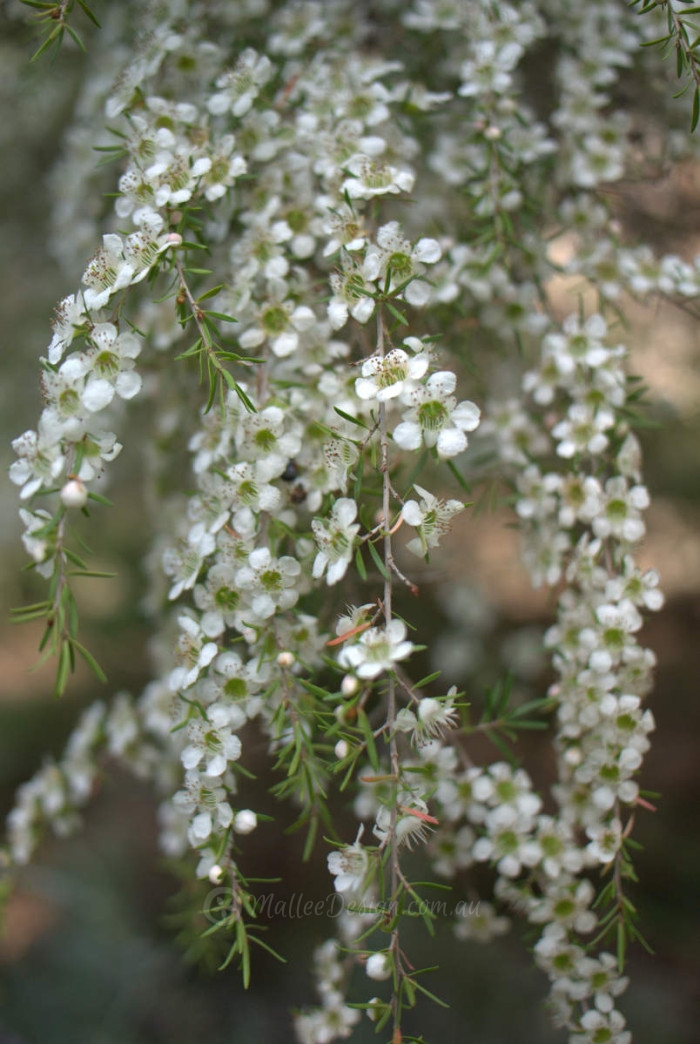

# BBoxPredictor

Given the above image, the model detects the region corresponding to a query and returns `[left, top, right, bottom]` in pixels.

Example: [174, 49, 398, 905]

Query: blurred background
[1, 11, 700, 1044]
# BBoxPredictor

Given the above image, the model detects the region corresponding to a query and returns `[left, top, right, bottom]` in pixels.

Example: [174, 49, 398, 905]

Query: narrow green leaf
[195, 285, 224, 303]
[68, 570, 117, 579]
[71, 639, 107, 684]
[248, 934, 287, 963]
[333, 406, 368, 429]
[30, 25, 62, 62]
[358, 710, 379, 771]
[55, 640, 71, 698]
[445, 459, 471, 494]
[354, 546, 367, 581]
[367, 539, 390, 580]
[385, 301, 409, 326]
[76, 0, 102, 25]
[205, 311, 238, 323]
[64, 23, 86, 52]
[63, 548, 88, 569]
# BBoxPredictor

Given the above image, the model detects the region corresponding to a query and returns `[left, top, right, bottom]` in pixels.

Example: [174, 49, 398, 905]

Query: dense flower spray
[4, 0, 693, 1040]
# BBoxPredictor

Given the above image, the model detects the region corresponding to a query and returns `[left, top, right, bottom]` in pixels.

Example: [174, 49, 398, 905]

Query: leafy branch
[174, 256, 256, 414]
[21, 0, 100, 62]
[634, 0, 700, 128]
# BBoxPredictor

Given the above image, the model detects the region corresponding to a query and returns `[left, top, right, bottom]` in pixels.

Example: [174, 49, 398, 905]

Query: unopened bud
[277, 650, 295, 668]
[234, 809, 257, 834]
[60, 479, 88, 509]
[334, 739, 350, 760]
[341, 674, 359, 697]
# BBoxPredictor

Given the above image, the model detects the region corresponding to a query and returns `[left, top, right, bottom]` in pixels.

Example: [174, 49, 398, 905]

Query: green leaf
[205, 311, 238, 323]
[385, 301, 409, 326]
[30, 25, 62, 62]
[55, 639, 72, 698]
[195, 285, 224, 302]
[445, 458, 471, 494]
[692, 85, 700, 130]
[333, 406, 368, 429]
[64, 23, 86, 52]
[354, 546, 367, 581]
[76, 0, 102, 26]
[67, 570, 117, 579]
[367, 539, 390, 580]
[357, 710, 379, 771]
[71, 639, 107, 684]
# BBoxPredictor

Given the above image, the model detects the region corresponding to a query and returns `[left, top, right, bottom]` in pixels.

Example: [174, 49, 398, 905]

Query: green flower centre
[254, 429, 277, 451]
[215, 586, 239, 611]
[541, 835, 563, 857]
[224, 677, 247, 699]
[59, 388, 80, 414]
[553, 898, 575, 920]
[261, 568, 282, 591]
[497, 829, 519, 854]
[418, 400, 448, 431]
[286, 208, 307, 233]
[262, 306, 289, 334]
[388, 251, 413, 281]
[607, 498, 628, 520]
[94, 350, 119, 377]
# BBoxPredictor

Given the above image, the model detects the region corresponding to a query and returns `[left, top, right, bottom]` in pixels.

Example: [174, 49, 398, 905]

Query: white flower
[585, 819, 623, 864]
[82, 234, 135, 311]
[394, 370, 481, 458]
[401, 485, 464, 557]
[234, 546, 301, 620]
[173, 771, 234, 846]
[207, 48, 273, 118]
[239, 286, 316, 358]
[169, 614, 218, 691]
[578, 1008, 631, 1044]
[338, 619, 414, 679]
[48, 293, 86, 365]
[342, 154, 415, 199]
[454, 900, 510, 943]
[181, 714, 242, 777]
[373, 796, 435, 850]
[312, 497, 360, 585]
[552, 402, 615, 458]
[592, 477, 650, 544]
[363, 221, 442, 306]
[235, 405, 302, 481]
[328, 263, 376, 329]
[327, 839, 369, 894]
[85, 322, 143, 400]
[10, 424, 65, 500]
[355, 340, 430, 402]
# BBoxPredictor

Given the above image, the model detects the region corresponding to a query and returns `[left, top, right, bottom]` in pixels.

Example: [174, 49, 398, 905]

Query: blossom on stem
[338, 619, 413, 679]
[312, 497, 360, 585]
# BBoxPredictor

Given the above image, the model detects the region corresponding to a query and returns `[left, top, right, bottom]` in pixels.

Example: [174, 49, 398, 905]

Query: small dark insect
[290, 483, 307, 504]
[281, 459, 299, 482]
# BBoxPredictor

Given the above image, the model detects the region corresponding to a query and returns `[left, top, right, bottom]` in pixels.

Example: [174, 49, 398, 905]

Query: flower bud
[60, 479, 88, 509]
[234, 809, 258, 834]
[341, 674, 358, 696]
[365, 952, 392, 981]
